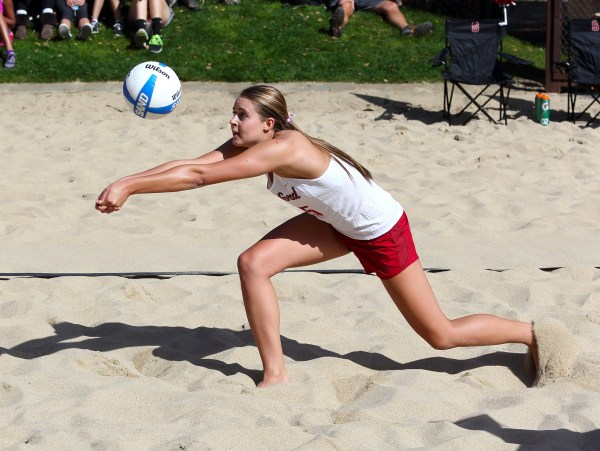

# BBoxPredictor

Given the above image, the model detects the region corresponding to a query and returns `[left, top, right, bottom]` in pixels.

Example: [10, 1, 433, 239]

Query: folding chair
[557, 19, 600, 127]
[432, 19, 531, 125]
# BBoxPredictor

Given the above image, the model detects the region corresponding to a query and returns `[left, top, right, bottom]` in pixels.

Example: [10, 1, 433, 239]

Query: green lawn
[2, 0, 546, 83]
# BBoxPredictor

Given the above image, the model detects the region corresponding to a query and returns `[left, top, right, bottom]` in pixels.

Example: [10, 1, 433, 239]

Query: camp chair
[432, 18, 531, 125]
[557, 19, 600, 127]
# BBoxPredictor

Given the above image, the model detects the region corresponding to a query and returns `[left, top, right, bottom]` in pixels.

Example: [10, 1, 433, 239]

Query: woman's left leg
[382, 260, 536, 355]
[148, 0, 171, 22]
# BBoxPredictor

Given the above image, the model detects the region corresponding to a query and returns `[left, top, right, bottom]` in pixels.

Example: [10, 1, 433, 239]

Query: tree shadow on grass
[1, 321, 532, 386]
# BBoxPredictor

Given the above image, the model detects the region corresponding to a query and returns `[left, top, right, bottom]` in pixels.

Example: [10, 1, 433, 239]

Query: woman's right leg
[109, 0, 123, 22]
[55, 0, 73, 39]
[128, 0, 149, 47]
[91, 0, 105, 26]
[0, 16, 12, 50]
[237, 213, 350, 387]
[148, 0, 171, 22]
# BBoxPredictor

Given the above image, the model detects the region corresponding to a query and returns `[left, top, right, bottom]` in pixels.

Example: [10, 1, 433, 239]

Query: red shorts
[333, 212, 419, 280]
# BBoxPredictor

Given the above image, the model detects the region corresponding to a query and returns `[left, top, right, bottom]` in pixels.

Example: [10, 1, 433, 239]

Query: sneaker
[148, 34, 163, 54]
[4, 52, 16, 69]
[403, 21, 432, 37]
[14, 13, 29, 39]
[40, 12, 57, 40]
[113, 20, 124, 37]
[181, 0, 201, 11]
[90, 19, 100, 34]
[329, 6, 344, 38]
[58, 23, 72, 40]
[40, 24, 54, 40]
[77, 23, 93, 40]
[133, 28, 148, 49]
[14, 24, 27, 40]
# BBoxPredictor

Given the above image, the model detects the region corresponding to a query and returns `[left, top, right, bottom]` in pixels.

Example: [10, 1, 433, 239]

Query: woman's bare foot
[530, 318, 579, 387]
[257, 370, 289, 387]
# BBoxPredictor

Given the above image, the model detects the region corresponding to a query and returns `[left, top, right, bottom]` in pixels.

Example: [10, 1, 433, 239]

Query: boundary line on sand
[1, 267, 595, 280]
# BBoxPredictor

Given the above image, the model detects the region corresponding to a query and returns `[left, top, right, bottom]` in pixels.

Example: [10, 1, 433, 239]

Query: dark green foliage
[2, 0, 545, 83]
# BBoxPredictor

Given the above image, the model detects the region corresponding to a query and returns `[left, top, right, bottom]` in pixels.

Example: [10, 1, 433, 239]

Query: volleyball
[123, 61, 182, 119]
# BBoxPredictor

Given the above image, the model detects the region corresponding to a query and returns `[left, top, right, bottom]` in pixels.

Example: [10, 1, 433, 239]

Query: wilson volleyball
[123, 62, 182, 119]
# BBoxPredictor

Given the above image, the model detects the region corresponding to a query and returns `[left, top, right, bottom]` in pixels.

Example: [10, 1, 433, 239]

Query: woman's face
[230, 97, 273, 148]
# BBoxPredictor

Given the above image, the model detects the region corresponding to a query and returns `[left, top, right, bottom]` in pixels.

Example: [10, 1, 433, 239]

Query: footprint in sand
[132, 349, 175, 379]
[123, 282, 191, 303]
[585, 313, 600, 325]
[0, 382, 24, 407]
[77, 352, 139, 378]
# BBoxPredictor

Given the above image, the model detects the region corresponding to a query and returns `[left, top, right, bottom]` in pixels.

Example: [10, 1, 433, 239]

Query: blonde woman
[96, 85, 569, 388]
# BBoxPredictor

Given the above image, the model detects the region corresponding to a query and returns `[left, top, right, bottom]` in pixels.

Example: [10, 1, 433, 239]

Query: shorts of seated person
[332, 212, 419, 280]
[327, 0, 384, 11]
[165, 6, 174, 27]
[56, 0, 90, 22]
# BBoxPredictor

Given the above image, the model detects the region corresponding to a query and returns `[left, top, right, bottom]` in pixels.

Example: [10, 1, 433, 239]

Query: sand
[1, 82, 599, 449]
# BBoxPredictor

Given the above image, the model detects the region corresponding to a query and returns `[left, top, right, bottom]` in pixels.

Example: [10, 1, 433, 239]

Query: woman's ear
[263, 118, 276, 133]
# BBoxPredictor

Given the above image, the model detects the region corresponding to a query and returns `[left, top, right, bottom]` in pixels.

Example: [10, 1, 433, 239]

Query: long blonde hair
[239, 85, 373, 181]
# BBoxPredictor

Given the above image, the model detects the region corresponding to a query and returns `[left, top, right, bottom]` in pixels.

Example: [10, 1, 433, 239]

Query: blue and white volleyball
[123, 61, 182, 119]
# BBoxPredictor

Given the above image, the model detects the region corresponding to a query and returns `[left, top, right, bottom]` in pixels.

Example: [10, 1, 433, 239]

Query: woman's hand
[95, 181, 130, 214]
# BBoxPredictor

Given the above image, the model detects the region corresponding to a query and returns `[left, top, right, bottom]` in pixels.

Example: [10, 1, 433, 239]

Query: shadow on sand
[454, 414, 600, 449]
[2, 321, 533, 386]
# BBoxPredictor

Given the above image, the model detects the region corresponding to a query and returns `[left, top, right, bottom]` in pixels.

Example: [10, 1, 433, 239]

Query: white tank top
[267, 157, 403, 240]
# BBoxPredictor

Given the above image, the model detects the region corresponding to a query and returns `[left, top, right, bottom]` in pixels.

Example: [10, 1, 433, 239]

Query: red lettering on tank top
[278, 187, 301, 201]
[300, 206, 323, 217]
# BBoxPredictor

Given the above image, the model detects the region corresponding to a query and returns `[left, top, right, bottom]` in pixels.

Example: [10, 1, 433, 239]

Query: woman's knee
[375, 1, 397, 14]
[426, 335, 454, 350]
[237, 247, 268, 278]
[420, 326, 456, 350]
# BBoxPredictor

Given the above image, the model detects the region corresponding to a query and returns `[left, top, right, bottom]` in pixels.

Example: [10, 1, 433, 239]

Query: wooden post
[545, 0, 568, 92]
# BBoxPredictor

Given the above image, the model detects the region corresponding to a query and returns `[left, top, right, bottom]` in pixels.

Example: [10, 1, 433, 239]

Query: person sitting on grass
[328, 0, 432, 38]
[128, 0, 173, 54]
[55, 0, 93, 40]
[13, 0, 58, 40]
[89, 0, 125, 37]
[1, 0, 16, 68]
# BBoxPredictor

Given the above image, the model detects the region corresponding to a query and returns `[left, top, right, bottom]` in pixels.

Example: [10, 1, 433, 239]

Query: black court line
[0, 269, 367, 280]
[0, 267, 593, 280]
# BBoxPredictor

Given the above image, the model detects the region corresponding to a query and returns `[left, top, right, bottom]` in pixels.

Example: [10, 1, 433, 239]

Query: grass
[2, 0, 546, 83]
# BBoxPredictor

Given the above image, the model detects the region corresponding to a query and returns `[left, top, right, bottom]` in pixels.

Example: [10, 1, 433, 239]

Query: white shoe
[58, 23, 72, 40]
[90, 19, 100, 34]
